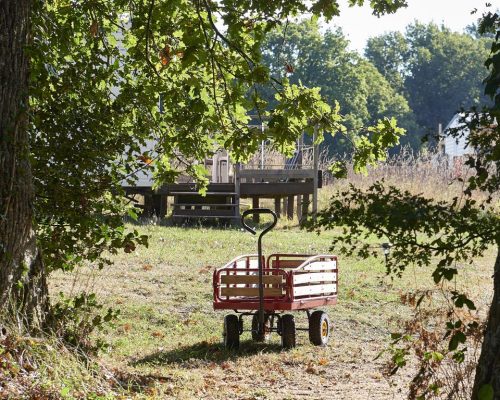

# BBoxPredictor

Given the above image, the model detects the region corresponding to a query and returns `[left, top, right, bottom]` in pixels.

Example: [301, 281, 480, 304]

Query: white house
[442, 113, 474, 158]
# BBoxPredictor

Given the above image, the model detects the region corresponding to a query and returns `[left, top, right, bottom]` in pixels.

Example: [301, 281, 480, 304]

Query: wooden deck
[123, 168, 321, 221]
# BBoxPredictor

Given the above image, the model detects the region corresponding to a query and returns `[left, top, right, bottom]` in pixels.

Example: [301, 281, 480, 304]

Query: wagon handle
[241, 208, 277, 338]
[241, 208, 278, 237]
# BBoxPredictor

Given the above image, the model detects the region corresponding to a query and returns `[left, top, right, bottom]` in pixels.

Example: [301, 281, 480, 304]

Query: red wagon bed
[213, 208, 338, 349]
[213, 253, 338, 311]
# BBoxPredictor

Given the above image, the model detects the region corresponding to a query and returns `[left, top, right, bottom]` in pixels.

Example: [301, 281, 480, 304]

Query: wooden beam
[152, 194, 167, 218]
[143, 194, 153, 217]
[292, 272, 337, 285]
[271, 259, 305, 268]
[123, 187, 154, 195]
[274, 197, 281, 218]
[239, 169, 315, 180]
[302, 261, 337, 271]
[172, 209, 234, 217]
[252, 197, 259, 222]
[240, 182, 314, 196]
[287, 195, 294, 220]
[293, 283, 337, 297]
[312, 126, 319, 219]
[221, 287, 284, 297]
[172, 203, 237, 208]
[296, 195, 302, 222]
[156, 183, 235, 195]
[173, 194, 235, 205]
[221, 275, 284, 285]
[234, 163, 241, 221]
[301, 194, 310, 222]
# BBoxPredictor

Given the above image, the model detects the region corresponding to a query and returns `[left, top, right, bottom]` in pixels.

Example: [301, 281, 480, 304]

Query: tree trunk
[472, 248, 500, 399]
[0, 0, 49, 329]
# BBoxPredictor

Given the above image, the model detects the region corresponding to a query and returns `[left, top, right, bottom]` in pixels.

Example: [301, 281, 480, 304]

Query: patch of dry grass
[47, 221, 495, 399]
[320, 149, 480, 203]
[41, 149, 499, 399]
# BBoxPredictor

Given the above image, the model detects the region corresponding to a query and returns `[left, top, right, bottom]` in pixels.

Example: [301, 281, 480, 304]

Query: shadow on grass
[131, 339, 283, 366]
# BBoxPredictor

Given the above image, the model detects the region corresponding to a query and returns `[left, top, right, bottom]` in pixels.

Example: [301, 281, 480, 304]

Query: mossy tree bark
[473, 248, 500, 399]
[0, 0, 49, 329]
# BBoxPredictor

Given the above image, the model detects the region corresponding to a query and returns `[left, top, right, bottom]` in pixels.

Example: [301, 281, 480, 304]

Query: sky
[330, 0, 489, 53]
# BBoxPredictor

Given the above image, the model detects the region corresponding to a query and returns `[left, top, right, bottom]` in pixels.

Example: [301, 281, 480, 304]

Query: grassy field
[43, 156, 498, 399]
[47, 219, 496, 399]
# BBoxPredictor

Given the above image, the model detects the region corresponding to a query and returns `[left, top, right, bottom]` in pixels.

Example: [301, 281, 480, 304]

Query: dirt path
[117, 313, 412, 399]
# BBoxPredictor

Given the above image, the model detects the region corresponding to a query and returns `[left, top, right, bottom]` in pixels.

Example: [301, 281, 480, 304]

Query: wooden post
[260, 121, 265, 170]
[274, 197, 281, 218]
[282, 197, 287, 215]
[143, 193, 153, 217]
[298, 133, 304, 168]
[287, 195, 294, 220]
[252, 197, 260, 222]
[234, 162, 241, 222]
[296, 195, 302, 222]
[302, 194, 310, 221]
[152, 194, 167, 218]
[312, 125, 319, 219]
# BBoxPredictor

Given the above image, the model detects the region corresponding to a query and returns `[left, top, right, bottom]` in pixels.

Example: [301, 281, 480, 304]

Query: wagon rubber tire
[309, 311, 330, 346]
[280, 314, 296, 349]
[223, 315, 240, 349]
[251, 314, 272, 342]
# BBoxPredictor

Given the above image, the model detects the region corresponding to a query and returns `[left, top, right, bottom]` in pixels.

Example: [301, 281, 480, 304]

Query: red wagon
[213, 209, 338, 349]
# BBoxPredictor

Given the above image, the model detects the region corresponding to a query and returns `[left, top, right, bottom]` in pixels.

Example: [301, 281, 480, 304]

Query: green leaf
[431, 351, 444, 362]
[448, 331, 466, 351]
[250, 64, 269, 83]
[452, 350, 465, 363]
[328, 161, 348, 179]
[464, 299, 476, 310]
[60, 386, 70, 397]
[127, 207, 138, 221]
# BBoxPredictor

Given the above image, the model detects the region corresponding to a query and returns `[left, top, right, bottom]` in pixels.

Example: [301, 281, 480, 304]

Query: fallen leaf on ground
[306, 364, 318, 374]
[220, 362, 231, 370]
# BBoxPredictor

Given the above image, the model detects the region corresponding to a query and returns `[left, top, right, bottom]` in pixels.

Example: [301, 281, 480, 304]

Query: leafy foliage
[347, 0, 408, 16]
[366, 22, 491, 141]
[261, 18, 415, 153]
[29, 0, 406, 280]
[446, 112, 500, 199]
[307, 183, 499, 279]
[365, 31, 408, 91]
[380, 291, 484, 399]
[308, 8, 500, 399]
[50, 292, 119, 353]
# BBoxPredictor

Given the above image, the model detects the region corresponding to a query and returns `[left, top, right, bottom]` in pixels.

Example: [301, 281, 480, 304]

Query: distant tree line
[262, 18, 491, 154]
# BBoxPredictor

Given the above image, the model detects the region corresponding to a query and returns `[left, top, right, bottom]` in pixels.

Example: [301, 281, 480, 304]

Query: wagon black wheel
[280, 314, 296, 349]
[223, 314, 240, 349]
[309, 311, 330, 346]
[251, 313, 272, 342]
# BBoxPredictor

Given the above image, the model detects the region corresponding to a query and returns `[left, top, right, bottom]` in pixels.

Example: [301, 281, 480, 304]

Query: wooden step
[173, 203, 237, 207]
[173, 209, 234, 217]
[172, 214, 238, 219]
[158, 183, 235, 194]
[170, 191, 237, 196]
